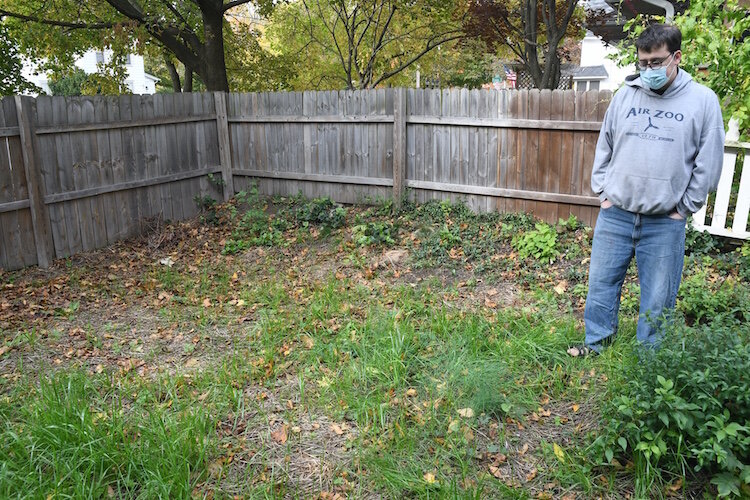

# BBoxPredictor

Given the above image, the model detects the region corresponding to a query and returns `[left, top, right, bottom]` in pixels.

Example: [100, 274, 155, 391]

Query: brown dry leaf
[185, 357, 200, 369]
[553, 280, 568, 295]
[540, 395, 550, 405]
[536, 493, 553, 500]
[95, 364, 104, 374]
[202, 298, 212, 308]
[572, 404, 580, 413]
[489, 465, 504, 479]
[330, 423, 344, 435]
[405, 388, 418, 397]
[666, 478, 683, 495]
[301, 335, 315, 349]
[0, 345, 10, 357]
[518, 443, 530, 456]
[525, 468, 538, 482]
[457, 407, 475, 418]
[484, 297, 498, 308]
[271, 425, 288, 444]
[561, 495, 576, 500]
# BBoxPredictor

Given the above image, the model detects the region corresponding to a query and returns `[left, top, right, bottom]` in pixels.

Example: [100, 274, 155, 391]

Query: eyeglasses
[637, 53, 675, 71]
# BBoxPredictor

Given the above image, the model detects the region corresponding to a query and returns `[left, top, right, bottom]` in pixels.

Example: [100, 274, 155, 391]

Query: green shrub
[678, 268, 750, 325]
[511, 223, 559, 262]
[222, 208, 284, 254]
[592, 320, 750, 497]
[193, 195, 218, 224]
[295, 197, 347, 230]
[352, 221, 397, 246]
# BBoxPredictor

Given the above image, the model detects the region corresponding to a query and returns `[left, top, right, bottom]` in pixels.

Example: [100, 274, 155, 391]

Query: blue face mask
[639, 54, 675, 90]
[640, 67, 669, 89]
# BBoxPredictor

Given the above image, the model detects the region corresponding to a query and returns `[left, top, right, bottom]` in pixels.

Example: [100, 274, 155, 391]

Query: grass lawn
[1, 190, 748, 499]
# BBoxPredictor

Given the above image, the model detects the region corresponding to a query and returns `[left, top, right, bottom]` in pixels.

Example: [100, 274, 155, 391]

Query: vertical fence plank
[732, 153, 750, 235]
[392, 88, 407, 209]
[214, 92, 234, 201]
[0, 98, 20, 269]
[16, 96, 54, 267]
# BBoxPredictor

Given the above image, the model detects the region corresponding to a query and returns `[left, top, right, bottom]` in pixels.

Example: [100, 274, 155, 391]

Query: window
[126, 54, 131, 65]
[589, 80, 600, 91]
[95, 51, 104, 64]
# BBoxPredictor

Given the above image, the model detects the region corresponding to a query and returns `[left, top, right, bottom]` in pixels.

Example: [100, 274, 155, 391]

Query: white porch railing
[692, 140, 750, 240]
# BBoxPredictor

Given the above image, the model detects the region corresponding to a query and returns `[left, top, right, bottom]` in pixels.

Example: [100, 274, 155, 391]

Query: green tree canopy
[265, 0, 465, 90]
[0, 23, 40, 95]
[1, 0, 278, 92]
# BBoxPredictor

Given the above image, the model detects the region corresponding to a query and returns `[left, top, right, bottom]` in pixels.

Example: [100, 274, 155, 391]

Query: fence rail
[0, 89, 747, 272]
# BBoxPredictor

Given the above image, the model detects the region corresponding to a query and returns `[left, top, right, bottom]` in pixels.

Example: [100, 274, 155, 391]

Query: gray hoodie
[591, 69, 725, 217]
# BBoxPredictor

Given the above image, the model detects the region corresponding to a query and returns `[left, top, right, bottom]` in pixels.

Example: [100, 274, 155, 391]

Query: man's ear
[673, 50, 682, 65]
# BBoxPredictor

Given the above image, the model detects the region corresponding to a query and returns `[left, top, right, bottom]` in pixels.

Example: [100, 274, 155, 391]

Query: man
[568, 24, 725, 357]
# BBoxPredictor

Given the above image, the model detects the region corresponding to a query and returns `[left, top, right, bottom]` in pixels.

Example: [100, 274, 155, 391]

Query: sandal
[566, 345, 598, 357]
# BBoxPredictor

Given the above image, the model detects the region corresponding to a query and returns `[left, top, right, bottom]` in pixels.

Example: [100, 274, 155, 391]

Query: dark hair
[635, 24, 682, 53]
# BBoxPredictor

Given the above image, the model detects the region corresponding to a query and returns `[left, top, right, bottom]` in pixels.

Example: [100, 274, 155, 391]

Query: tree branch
[371, 32, 464, 88]
[0, 8, 117, 29]
[222, 0, 253, 12]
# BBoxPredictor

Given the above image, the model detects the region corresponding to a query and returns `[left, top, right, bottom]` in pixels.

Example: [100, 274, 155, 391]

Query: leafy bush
[685, 223, 721, 255]
[592, 320, 750, 497]
[511, 222, 559, 262]
[222, 208, 284, 254]
[352, 221, 397, 246]
[193, 195, 219, 224]
[295, 197, 347, 230]
[678, 268, 750, 325]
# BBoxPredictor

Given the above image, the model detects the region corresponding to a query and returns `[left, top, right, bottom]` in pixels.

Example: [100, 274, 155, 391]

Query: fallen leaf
[330, 423, 344, 435]
[484, 297, 498, 308]
[457, 407, 475, 418]
[185, 357, 200, 368]
[405, 388, 417, 397]
[525, 468, 538, 482]
[553, 281, 567, 295]
[489, 465, 504, 479]
[0, 346, 9, 357]
[301, 335, 315, 349]
[423, 472, 437, 485]
[271, 425, 288, 444]
[518, 443, 529, 456]
[572, 404, 580, 413]
[553, 443, 566, 463]
[202, 298, 212, 307]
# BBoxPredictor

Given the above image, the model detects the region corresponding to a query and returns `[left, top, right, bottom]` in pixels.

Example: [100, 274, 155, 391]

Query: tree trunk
[165, 56, 182, 92]
[199, 3, 230, 92]
[184, 66, 193, 92]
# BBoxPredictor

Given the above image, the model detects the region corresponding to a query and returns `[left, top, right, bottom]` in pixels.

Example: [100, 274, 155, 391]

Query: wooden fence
[1, 89, 747, 272]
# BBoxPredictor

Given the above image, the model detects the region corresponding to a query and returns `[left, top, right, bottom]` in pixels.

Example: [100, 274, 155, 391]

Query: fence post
[214, 91, 234, 201]
[392, 88, 407, 209]
[15, 96, 54, 268]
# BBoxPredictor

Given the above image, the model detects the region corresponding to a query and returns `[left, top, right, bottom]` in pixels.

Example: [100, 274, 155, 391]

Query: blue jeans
[584, 205, 686, 351]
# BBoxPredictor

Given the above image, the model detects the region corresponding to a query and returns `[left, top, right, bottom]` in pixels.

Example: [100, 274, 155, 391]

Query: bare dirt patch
[213, 374, 378, 499]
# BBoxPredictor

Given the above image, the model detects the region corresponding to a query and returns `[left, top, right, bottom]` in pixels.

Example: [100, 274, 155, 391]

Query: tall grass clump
[0, 372, 214, 498]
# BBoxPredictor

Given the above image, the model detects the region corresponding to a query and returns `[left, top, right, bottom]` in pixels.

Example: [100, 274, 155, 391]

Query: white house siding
[579, 31, 634, 91]
[21, 49, 159, 96]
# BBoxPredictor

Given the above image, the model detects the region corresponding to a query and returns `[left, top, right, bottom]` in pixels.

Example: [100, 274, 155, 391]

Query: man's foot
[566, 345, 598, 357]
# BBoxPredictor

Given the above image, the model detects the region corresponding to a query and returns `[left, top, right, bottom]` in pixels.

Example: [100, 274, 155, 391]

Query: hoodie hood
[625, 68, 693, 98]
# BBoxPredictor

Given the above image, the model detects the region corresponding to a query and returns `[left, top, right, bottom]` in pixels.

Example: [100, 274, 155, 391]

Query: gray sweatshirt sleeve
[675, 94, 725, 218]
[590, 105, 614, 202]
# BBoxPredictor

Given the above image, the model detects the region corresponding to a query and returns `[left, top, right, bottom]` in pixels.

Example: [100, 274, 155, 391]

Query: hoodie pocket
[605, 171, 677, 214]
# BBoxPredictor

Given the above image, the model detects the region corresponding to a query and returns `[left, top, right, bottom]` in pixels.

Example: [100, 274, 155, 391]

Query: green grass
[1, 194, 747, 498]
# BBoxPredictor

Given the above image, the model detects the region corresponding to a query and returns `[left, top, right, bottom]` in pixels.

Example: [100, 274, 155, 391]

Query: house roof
[144, 72, 160, 82]
[573, 65, 609, 80]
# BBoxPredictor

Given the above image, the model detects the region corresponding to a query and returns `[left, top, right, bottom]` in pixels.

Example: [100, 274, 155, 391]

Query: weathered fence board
[2, 88, 745, 272]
